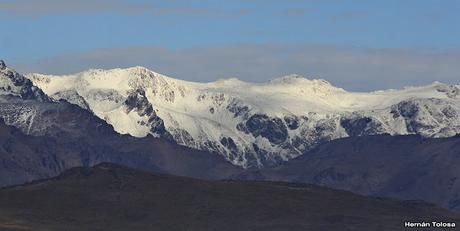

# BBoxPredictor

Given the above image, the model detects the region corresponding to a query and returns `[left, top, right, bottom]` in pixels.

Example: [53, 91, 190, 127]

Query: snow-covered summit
[0, 60, 49, 101]
[269, 74, 335, 87]
[27, 66, 460, 168]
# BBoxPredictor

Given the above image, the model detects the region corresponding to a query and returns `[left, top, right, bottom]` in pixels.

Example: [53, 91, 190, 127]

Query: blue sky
[1, 0, 459, 91]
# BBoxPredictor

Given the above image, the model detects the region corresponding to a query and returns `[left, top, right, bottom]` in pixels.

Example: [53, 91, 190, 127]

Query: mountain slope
[28, 67, 460, 168]
[234, 134, 460, 212]
[0, 118, 242, 187]
[0, 61, 241, 187]
[1, 163, 458, 231]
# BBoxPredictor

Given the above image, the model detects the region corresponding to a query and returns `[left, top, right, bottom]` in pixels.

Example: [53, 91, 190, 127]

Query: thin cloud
[0, 0, 149, 15]
[0, 0, 250, 17]
[11, 44, 460, 92]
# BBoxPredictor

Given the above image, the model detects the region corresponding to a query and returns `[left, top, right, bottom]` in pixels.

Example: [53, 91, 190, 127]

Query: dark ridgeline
[0, 117, 242, 187]
[234, 134, 460, 212]
[0, 163, 458, 231]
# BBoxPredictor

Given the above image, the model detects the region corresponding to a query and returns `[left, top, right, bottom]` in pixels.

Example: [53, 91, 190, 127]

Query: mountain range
[1, 59, 460, 214]
[28, 66, 460, 168]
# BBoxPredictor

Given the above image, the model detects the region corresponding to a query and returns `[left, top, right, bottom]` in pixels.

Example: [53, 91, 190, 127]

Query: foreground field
[0, 163, 458, 231]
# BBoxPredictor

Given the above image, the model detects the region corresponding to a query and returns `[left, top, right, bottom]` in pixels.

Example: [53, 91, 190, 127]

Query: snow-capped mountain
[0, 60, 127, 139]
[27, 66, 460, 168]
[0, 60, 49, 102]
[0, 61, 241, 187]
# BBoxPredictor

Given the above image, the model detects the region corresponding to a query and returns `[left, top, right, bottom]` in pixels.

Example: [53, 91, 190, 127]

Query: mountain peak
[268, 74, 345, 94]
[80, 66, 156, 76]
[270, 74, 306, 83]
[0, 61, 50, 101]
[212, 77, 246, 86]
[123, 66, 154, 74]
[270, 74, 333, 86]
[0, 60, 6, 70]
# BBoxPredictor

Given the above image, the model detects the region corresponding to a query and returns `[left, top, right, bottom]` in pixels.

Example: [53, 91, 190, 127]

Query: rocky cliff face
[28, 67, 460, 168]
